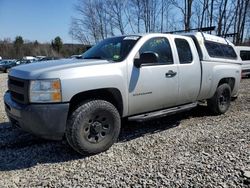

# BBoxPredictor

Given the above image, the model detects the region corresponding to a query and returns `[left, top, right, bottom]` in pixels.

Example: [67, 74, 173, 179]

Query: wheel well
[218, 78, 235, 91]
[68, 88, 123, 116]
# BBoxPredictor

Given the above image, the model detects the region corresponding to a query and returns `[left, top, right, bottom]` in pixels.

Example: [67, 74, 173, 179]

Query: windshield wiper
[83, 56, 103, 59]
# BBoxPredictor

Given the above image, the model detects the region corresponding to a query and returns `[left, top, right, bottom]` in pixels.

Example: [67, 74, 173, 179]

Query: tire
[66, 100, 121, 155]
[207, 83, 231, 115]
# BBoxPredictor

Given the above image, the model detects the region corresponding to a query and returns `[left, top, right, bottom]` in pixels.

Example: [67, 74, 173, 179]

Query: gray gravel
[0, 72, 249, 187]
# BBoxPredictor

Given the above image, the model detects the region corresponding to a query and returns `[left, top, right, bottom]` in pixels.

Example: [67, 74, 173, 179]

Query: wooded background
[1, 0, 250, 59]
[0, 36, 89, 59]
[70, 0, 250, 45]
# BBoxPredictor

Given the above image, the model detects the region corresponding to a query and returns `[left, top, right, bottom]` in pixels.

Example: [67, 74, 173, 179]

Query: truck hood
[9, 58, 110, 79]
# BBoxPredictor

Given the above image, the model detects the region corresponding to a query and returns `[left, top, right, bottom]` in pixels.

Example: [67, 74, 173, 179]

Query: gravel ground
[0, 73, 249, 187]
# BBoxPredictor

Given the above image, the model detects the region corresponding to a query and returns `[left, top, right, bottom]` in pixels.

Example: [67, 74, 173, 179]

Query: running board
[128, 102, 197, 122]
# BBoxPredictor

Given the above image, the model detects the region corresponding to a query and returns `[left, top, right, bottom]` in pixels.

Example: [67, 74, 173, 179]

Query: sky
[0, 0, 78, 43]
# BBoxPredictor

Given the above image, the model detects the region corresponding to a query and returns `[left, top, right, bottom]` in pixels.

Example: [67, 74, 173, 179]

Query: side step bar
[128, 102, 197, 122]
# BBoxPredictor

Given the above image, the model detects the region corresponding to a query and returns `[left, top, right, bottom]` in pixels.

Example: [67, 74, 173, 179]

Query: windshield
[82, 36, 141, 62]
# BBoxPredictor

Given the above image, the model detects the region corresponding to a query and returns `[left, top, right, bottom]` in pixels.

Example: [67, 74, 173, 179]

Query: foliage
[13, 36, 24, 58]
[0, 36, 90, 59]
[14, 36, 24, 47]
[51, 36, 63, 53]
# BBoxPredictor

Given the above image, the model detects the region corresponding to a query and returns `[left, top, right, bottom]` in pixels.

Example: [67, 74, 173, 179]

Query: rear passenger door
[174, 37, 201, 105]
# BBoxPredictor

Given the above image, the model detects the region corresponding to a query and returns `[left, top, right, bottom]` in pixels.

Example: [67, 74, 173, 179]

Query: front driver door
[128, 37, 179, 115]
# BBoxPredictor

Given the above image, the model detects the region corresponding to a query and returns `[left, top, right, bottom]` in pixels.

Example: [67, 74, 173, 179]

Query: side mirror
[134, 52, 158, 68]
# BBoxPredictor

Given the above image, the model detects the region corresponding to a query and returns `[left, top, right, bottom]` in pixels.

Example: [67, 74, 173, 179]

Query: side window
[205, 41, 237, 59]
[205, 41, 222, 57]
[240, 50, 250, 61]
[139, 37, 173, 64]
[175, 38, 193, 64]
[221, 45, 237, 59]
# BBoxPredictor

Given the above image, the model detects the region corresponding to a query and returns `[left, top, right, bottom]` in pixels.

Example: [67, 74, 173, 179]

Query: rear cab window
[175, 38, 193, 64]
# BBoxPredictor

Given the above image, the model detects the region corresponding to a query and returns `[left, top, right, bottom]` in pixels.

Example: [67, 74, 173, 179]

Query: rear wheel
[207, 83, 231, 115]
[66, 100, 121, 155]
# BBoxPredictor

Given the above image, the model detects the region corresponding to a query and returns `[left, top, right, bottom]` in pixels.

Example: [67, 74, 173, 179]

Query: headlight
[29, 79, 62, 103]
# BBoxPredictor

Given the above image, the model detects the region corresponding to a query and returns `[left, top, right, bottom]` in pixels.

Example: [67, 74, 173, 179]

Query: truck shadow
[0, 105, 211, 171]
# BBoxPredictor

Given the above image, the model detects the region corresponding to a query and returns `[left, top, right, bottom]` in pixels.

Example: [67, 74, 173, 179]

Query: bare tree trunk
[171, 0, 193, 30]
[217, 0, 228, 36]
[236, 0, 243, 44]
[209, 0, 214, 33]
[224, 10, 236, 35]
[200, 0, 209, 28]
[240, 0, 250, 43]
[186, 0, 193, 31]
[141, 0, 159, 32]
[233, 0, 240, 43]
[160, 0, 164, 32]
[107, 0, 127, 35]
[184, 0, 187, 30]
[136, 0, 141, 33]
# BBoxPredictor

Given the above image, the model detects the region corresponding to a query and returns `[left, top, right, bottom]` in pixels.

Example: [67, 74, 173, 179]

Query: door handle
[165, 70, 177, 78]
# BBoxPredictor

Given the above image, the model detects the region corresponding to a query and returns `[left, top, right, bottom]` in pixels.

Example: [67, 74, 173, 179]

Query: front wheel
[66, 100, 121, 155]
[207, 83, 231, 115]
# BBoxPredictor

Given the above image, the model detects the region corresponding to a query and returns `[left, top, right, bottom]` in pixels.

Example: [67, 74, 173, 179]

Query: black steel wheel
[207, 83, 231, 115]
[66, 100, 121, 155]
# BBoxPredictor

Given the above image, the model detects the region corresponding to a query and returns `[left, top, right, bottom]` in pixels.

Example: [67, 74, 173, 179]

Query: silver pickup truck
[4, 32, 241, 155]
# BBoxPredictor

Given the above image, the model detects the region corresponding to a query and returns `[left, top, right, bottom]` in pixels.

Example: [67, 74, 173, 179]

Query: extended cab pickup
[4, 32, 241, 155]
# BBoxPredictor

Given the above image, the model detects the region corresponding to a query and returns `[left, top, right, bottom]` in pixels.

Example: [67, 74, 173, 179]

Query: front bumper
[4, 92, 69, 140]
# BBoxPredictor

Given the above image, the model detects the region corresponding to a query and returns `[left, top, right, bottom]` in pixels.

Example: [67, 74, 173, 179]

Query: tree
[70, 0, 110, 43]
[69, 19, 90, 44]
[233, 0, 250, 44]
[130, 0, 143, 33]
[51, 36, 63, 53]
[34, 40, 39, 47]
[69, 0, 250, 44]
[217, 0, 228, 36]
[107, 0, 127, 35]
[14, 36, 24, 58]
[171, 0, 194, 31]
[14, 36, 24, 47]
[199, 0, 209, 28]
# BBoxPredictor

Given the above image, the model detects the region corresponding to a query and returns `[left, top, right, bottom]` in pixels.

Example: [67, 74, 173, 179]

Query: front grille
[9, 79, 25, 87]
[8, 76, 29, 104]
